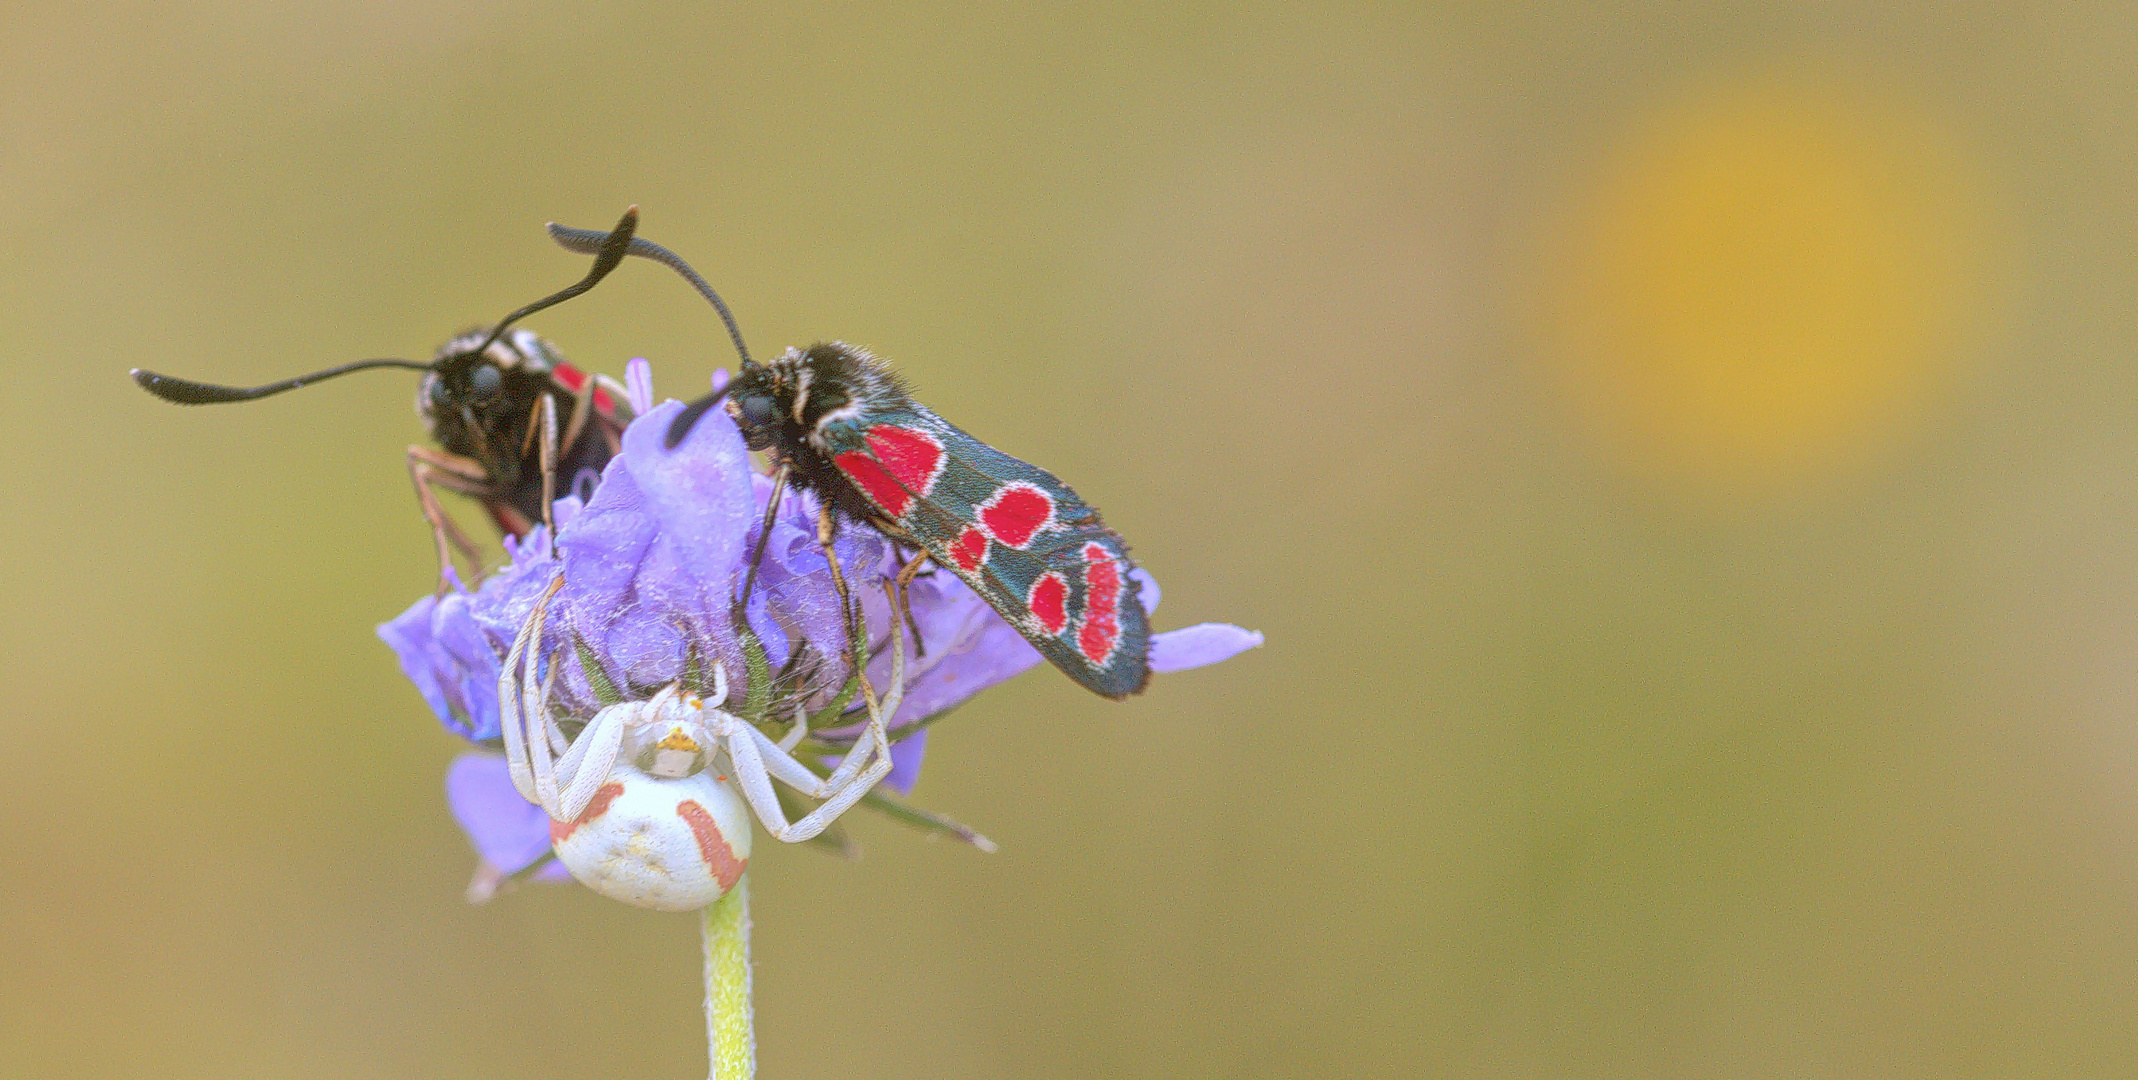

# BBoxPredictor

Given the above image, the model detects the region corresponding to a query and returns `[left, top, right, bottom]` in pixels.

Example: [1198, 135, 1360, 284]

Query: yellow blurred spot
[1543, 75, 1993, 496]
[657, 728, 701, 753]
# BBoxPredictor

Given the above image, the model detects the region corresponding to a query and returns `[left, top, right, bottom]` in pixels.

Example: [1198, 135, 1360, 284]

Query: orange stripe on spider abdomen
[677, 799, 747, 891]
[549, 781, 627, 843]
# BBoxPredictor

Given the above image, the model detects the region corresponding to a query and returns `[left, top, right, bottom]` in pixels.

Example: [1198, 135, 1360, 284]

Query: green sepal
[734, 606, 773, 721]
[793, 750, 997, 852]
[683, 637, 704, 696]
[573, 633, 623, 708]
[857, 788, 997, 852]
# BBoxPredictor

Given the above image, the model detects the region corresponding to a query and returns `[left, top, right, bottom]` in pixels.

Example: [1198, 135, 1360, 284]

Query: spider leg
[550, 699, 635, 822]
[736, 719, 848, 796]
[524, 642, 571, 817]
[500, 574, 566, 804]
[705, 658, 729, 710]
[777, 704, 808, 753]
[733, 582, 906, 843]
[720, 712, 803, 838]
[767, 699, 892, 844]
[498, 574, 556, 802]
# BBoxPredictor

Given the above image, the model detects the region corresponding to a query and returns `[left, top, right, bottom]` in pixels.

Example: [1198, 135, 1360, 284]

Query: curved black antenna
[546, 220, 754, 370]
[131, 358, 433, 405]
[664, 381, 737, 448]
[467, 206, 643, 358]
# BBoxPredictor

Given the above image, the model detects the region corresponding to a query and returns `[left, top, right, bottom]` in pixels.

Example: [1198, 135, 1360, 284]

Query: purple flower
[381, 364, 1262, 892]
[447, 753, 572, 902]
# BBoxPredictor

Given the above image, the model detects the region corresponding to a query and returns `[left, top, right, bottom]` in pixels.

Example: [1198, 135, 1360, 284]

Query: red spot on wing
[978, 484, 1054, 549]
[551, 363, 617, 416]
[834, 451, 914, 517]
[1077, 544, 1123, 663]
[1029, 572, 1069, 634]
[549, 781, 627, 844]
[951, 526, 989, 571]
[677, 799, 747, 891]
[864, 425, 945, 495]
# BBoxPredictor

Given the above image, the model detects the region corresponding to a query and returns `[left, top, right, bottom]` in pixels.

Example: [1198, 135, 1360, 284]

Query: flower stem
[702, 875, 754, 1080]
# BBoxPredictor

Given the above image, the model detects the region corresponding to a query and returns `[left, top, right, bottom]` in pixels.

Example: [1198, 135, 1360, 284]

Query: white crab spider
[496, 575, 903, 911]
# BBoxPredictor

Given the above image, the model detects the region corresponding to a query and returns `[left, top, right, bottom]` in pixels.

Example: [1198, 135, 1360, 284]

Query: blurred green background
[4, 3, 2134, 1077]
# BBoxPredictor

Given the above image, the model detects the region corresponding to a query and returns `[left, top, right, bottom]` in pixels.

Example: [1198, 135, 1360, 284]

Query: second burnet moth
[131, 209, 648, 589]
[550, 219, 1153, 699]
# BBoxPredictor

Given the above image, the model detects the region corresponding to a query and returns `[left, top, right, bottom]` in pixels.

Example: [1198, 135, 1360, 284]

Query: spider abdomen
[548, 771, 751, 912]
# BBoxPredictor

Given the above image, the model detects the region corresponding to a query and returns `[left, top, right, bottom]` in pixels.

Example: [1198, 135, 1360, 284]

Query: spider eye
[738, 393, 776, 427]
[469, 364, 503, 401]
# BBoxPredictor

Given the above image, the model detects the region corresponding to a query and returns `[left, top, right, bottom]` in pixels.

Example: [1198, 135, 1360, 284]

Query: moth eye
[739, 394, 776, 427]
[425, 377, 452, 409]
[469, 364, 503, 401]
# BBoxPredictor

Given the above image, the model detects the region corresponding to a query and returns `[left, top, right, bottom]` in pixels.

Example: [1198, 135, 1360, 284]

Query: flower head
[381, 363, 1263, 892]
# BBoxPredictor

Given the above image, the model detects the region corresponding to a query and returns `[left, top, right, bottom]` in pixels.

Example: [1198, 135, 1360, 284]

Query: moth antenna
[546, 219, 754, 370]
[467, 206, 642, 358]
[665, 380, 735, 449]
[131, 358, 433, 405]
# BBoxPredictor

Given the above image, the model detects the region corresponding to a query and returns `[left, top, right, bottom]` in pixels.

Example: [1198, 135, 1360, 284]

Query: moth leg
[815, 499, 859, 630]
[736, 465, 788, 607]
[894, 549, 932, 659]
[407, 444, 489, 594]
[536, 392, 560, 535]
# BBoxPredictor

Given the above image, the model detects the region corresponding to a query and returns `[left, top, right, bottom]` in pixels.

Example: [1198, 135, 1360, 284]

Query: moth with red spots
[703, 342, 1151, 699]
[132, 209, 647, 590]
[550, 222, 1153, 699]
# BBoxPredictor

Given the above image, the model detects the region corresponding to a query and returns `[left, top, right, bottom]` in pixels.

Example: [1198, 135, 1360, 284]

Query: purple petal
[883, 729, 928, 796]
[885, 612, 1046, 728]
[1149, 623, 1263, 673]
[1132, 569, 1160, 614]
[380, 528, 567, 742]
[624, 357, 654, 415]
[379, 596, 452, 729]
[445, 754, 554, 876]
[615, 399, 756, 638]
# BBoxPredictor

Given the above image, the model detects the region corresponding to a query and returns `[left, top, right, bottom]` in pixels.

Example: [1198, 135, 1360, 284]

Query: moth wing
[821, 407, 1151, 698]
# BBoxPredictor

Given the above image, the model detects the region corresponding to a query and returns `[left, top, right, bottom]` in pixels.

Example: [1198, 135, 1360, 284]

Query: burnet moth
[549, 219, 1153, 699]
[132, 209, 647, 590]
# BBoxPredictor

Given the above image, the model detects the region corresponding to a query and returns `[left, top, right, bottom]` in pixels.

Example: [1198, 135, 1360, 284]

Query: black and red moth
[131, 209, 646, 587]
[551, 222, 1153, 699]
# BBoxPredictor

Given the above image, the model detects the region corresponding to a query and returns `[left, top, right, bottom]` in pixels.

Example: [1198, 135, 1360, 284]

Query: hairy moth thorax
[724, 342, 911, 524]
